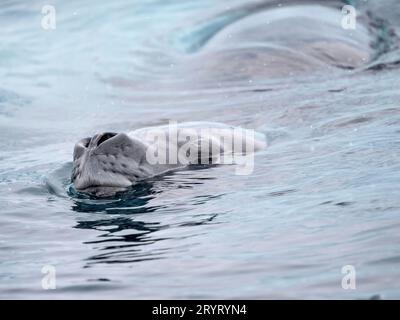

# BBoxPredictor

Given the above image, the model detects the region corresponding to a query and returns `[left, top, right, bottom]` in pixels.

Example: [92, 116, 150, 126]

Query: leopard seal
[72, 122, 266, 196]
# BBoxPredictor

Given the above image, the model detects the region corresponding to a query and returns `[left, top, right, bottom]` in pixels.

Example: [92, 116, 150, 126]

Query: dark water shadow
[68, 180, 162, 214]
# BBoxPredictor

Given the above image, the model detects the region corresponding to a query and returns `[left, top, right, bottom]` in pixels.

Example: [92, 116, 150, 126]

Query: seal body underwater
[71, 122, 266, 195]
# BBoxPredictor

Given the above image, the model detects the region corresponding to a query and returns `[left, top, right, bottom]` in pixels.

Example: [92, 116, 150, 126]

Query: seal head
[72, 132, 151, 195]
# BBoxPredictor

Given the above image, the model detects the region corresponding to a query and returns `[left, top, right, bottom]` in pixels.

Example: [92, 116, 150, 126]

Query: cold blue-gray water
[1, 0, 400, 299]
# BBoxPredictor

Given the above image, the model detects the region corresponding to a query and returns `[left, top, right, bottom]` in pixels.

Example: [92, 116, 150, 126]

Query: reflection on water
[76, 217, 169, 264]
[66, 166, 223, 265]
[70, 181, 160, 214]
[75, 211, 219, 265]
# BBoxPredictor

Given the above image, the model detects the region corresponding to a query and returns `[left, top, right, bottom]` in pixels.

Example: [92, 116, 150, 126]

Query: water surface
[1, 0, 400, 299]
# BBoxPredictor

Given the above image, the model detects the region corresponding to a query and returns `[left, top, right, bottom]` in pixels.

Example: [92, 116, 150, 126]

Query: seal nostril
[96, 132, 117, 147]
